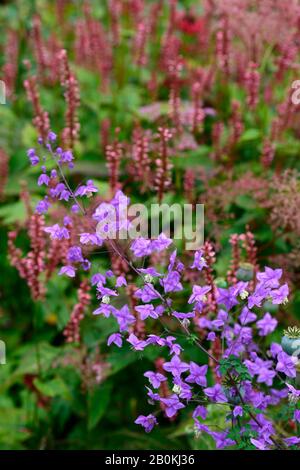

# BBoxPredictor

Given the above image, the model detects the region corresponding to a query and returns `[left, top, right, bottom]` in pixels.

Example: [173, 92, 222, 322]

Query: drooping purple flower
[276, 351, 297, 378]
[256, 313, 277, 336]
[186, 362, 207, 387]
[250, 438, 267, 450]
[36, 197, 51, 214]
[144, 371, 167, 389]
[207, 332, 216, 341]
[160, 394, 185, 418]
[204, 384, 227, 403]
[91, 273, 106, 286]
[58, 265, 76, 278]
[127, 333, 147, 351]
[44, 223, 70, 240]
[134, 414, 157, 433]
[107, 333, 122, 347]
[192, 405, 207, 420]
[233, 406, 243, 417]
[48, 131, 57, 142]
[163, 355, 189, 377]
[38, 173, 50, 186]
[172, 311, 195, 320]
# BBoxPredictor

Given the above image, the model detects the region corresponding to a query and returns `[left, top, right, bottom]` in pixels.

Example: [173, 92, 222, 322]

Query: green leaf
[87, 381, 112, 430]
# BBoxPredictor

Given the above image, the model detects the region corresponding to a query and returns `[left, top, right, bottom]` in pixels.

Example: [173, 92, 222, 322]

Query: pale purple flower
[127, 333, 147, 350]
[190, 250, 207, 271]
[188, 285, 211, 304]
[144, 371, 166, 389]
[276, 351, 297, 378]
[44, 223, 70, 240]
[192, 405, 207, 420]
[233, 406, 243, 417]
[160, 394, 185, 418]
[163, 355, 189, 376]
[151, 233, 172, 252]
[239, 307, 257, 325]
[186, 362, 207, 387]
[135, 414, 157, 433]
[270, 284, 289, 304]
[67, 246, 84, 263]
[131, 238, 152, 257]
[58, 265, 76, 278]
[38, 173, 50, 186]
[204, 384, 227, 403]
[107, 333, 122, 347]
[75, 179, 98, 197]
[135, 304, 161, 320]
[80, 233, 103, 246]
[116, 275, 127, 287]
[257, 267, 282, 288]
[172, 311, 195, 320]
[135, 285, 160, 302]
[257, 313, 278, 336]
[207, 332, 216, 341]
[294, 410, 300, 423]
[115, 305, 135, 332]
[284, 436, 300, 446]
[250, 438, 267, 450]
[161, 271, 182, 293]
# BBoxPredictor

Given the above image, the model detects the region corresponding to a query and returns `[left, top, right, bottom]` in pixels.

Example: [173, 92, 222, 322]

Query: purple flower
[256, 313, 277, 336]
[172, 311, 195, 320]
[257, 267, 282, 288]
[248, 284, 269, 309]
[239, 306, 257, 325]
[75, 180, 98, 197]
[188, 285, 211, 304]
[294, 410, 300, 423]
[116, 275, 127, 287]
[186, 362, 207, 387]
[91, 273, 106, 286]
[115, 305, 135, 332]
[80, 233, 103, 246]
[286, 383, 300, 399]
[107, 333, 122, 347]
[131, 238, 152, 257]
[207, 332, 216, 341]
[48, 131, 57, 142]
[210, 431, 235, 449]
[250, 438, 267, 450]
[163, 355, 189, 377]
[161, 271, 182, 293]
[36, 197, 51, 214]
[58, 265, 76, 278]
[135, 304, 161, 320]
[151, 233, 172, 252]
[135, 285, 160, 302]
[204, 384, 227, 403]
[160, 394, 185, 418]
[284, 436, 300, 446]
[276, 351, 297, 378]
[233, 406, 243, 417]
[38, 173, 50, 186]
[135, 414, 157, 433]
[44, 224, 70, 240]
[127, 333, 147, 351]
[67, 246, 84, 263]
[190, 250, 207, 271]
[192, 405, 207, 420]
[144, 371, 167, 389]
[270, 284, 289, 304]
